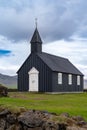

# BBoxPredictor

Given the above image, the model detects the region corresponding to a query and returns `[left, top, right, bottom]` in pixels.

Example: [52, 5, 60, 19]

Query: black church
[17, 26, 84, 93]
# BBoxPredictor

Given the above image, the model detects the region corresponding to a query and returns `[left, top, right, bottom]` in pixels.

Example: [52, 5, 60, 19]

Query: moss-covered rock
[0, 109, 87, 130]
[0, 84, 8, 97]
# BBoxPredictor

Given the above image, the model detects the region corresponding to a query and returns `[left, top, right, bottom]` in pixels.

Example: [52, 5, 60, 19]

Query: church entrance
[28, 67, 39, 92]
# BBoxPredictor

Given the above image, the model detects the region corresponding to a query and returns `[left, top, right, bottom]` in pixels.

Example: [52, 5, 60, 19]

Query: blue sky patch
[0, 49, 11, 56]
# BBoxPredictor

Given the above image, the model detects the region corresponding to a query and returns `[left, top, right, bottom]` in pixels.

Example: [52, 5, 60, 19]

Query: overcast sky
[0, 0, 87, 80]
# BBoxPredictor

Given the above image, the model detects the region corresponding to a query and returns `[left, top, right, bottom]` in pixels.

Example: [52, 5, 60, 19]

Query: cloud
[0, 0, 87, 42]
[0, 35, 29, 75]
[0, 34, 87, 80]
[43, 38, 87, 79]
[0, 0, 87, 80]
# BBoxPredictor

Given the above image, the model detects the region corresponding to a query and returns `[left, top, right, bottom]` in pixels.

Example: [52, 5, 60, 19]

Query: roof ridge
[41, 52, 68, 60]
[37, 52, 83, 75]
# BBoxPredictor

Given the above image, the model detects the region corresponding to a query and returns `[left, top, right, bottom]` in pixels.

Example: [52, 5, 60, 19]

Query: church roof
[30, 28, 42, 44]
[17, 26, 83, 76]
[17, 52, 83, 75]
[37, 52, 83, 75]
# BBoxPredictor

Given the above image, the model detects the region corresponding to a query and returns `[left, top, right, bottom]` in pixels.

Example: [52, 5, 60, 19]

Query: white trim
[58, 73, 62, 84]
[68, 74, 72, 85]
[28, 67, 39, 75]
[77, 75, 80, 85]
[28, 67, 39, 92]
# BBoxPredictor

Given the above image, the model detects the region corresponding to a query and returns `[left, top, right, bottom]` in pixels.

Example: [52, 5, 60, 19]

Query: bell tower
[30, 19, 42, 53]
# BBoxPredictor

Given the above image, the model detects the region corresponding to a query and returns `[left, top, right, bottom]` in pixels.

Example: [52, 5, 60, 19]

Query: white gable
[28, 67, 39, 75]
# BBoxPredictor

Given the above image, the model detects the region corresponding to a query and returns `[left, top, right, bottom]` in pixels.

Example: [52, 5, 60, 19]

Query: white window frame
[77, 75, 80, 85]
[68, 74, 72, 85]
[58, 73, 62, 84]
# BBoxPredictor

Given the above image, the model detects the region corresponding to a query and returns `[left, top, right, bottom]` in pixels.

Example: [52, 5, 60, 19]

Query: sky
[0, 0, 87, 80]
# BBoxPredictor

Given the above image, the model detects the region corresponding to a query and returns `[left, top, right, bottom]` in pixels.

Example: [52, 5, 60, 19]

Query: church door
[28, 67, 39, 92]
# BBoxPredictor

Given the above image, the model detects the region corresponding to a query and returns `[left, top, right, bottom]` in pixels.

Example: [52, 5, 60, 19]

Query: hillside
[0, 73, 17, 88]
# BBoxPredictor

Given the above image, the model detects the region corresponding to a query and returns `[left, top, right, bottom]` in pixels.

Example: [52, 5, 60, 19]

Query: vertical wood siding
[17, 53, 83, 92]
[52, 72, 83, 92]
[17, 53, 52, 92]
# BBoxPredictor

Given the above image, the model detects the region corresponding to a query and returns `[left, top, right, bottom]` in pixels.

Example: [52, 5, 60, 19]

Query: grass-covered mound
[0, 84, 8, 97]
[0, 92, 87, 120]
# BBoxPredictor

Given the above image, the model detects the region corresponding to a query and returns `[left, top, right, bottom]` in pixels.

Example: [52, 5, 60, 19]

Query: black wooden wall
[17, 53, 52, 92]
[17, 53, 83, 92]
[52, 72, 83, 92]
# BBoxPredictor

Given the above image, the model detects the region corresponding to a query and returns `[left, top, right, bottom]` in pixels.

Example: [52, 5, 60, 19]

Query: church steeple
[30, 20, 42, 53]
[30, 27, 42, 44]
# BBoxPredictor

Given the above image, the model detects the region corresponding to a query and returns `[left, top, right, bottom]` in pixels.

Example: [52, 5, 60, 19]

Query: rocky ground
[0, 108, 87, 130]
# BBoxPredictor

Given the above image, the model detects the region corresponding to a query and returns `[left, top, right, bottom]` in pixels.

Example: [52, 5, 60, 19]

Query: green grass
[0, 92, 87, 120]
[7, 85, 17, 89]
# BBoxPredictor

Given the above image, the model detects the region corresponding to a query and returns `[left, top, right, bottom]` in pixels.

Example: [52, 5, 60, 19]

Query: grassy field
[0, 92, 87, 120]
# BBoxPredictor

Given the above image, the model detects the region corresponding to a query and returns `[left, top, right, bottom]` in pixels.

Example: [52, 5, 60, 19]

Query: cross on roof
[35, 18, 37, 28]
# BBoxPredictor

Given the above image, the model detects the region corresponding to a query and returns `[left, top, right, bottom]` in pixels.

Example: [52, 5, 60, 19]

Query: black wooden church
[17, 26, 84, 92]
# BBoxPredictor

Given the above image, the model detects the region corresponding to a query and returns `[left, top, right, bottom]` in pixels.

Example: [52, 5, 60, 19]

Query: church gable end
[17, 53, 52, 92]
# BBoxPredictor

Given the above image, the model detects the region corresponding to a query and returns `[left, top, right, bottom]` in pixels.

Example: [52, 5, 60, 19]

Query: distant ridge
[0, 73, 17, 88]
